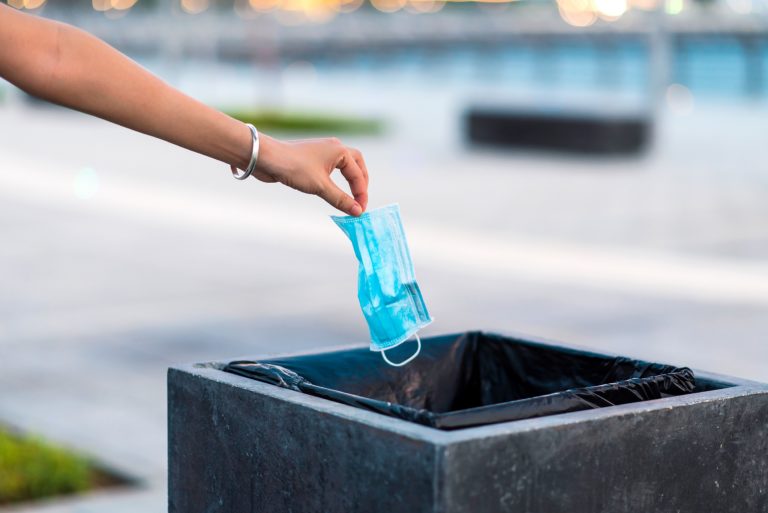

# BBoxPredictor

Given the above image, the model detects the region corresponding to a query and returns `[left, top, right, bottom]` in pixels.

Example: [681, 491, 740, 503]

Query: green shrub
[226, 109, 383, 135]
[0, 430, 92, 505]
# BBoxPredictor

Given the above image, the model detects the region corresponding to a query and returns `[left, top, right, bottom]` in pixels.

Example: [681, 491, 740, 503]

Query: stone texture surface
[169, 366, 440, 513]
[441, 383, 768, 513]
[168, 354, 768, 513]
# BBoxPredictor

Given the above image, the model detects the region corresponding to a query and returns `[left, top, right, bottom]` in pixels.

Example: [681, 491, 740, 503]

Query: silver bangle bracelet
[230, 123, 260, 180]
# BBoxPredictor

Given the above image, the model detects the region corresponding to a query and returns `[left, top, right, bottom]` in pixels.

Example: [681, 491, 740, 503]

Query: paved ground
[1, 97, 767, 512]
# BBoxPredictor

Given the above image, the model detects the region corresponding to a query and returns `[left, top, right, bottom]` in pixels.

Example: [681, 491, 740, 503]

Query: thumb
[319, 180, 363, 217]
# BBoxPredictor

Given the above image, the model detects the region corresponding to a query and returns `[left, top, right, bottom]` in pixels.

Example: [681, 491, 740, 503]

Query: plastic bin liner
[225, 331, 695, 430]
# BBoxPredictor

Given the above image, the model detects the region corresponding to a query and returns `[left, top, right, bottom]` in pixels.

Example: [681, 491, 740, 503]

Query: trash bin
[224, 331, 695, 430]
[168, 331, 768, 513]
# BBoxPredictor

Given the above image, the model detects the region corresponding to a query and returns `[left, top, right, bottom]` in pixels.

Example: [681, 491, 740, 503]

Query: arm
[0, 5, 368, 216]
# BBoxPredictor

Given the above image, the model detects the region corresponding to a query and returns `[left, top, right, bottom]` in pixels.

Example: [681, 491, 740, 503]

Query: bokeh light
[406, 0, 446, 13]
[180, 0, 210, 14]
[594, 0, 627, 19]
[24, 0, 700, 22]
[272, 0, 340, 23]
[111, 0, 139, 10]
[371, 0, 407, 13]
[557, 0, 597, 27]
[628, 0, 659, 11]
[73, 168, 99, 200]
[22, 0, 46, 9]
[666, 83, 695, 115]
[92, 0, 111, 11]
[665, 0, 684, 14]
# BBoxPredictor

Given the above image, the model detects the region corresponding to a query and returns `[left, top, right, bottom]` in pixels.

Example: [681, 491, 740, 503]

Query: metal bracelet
[230, 123, 260, 180]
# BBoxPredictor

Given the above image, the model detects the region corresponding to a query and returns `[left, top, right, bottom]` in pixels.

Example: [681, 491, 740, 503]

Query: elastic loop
[381, 334, 421, 367]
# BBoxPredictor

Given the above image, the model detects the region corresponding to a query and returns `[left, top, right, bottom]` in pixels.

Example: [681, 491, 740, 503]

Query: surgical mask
[332, 204, 433, 366]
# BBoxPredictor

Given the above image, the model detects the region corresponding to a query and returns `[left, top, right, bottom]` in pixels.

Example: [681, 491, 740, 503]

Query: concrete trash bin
[224, 332, 695, 430]
[168, 332, 768, 513]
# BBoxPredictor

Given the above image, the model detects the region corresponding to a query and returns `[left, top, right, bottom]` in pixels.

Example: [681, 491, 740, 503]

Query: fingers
[337, 150, 368, 212]
[319, 180, 363, 217]
[350, 148, 370, 205]
[350, 148, 369, 184]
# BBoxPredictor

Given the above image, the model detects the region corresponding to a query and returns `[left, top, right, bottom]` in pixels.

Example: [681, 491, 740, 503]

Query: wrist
[254, 133, 280, 175]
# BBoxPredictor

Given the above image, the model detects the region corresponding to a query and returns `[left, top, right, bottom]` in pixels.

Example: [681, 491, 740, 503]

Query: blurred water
[130, 38, 767, 110]
[674, 37, 768, 96]
[117, 38, 765, 152]
[2, 36, 761, 121]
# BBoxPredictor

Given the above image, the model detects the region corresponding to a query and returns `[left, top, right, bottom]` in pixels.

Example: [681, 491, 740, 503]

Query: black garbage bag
[225, 331, 695, 430]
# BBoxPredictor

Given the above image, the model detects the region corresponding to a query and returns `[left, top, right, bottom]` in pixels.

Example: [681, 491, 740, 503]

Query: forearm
[0, 8, 252, 169]
[0, 5, 368, 216]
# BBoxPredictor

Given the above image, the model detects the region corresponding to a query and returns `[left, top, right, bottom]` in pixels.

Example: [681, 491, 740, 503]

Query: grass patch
[226, 109, 383, 135]
[0, 429, 122, 506]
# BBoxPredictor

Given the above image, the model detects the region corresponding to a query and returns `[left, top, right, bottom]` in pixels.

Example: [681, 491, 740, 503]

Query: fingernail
[350, 204, 363, 216]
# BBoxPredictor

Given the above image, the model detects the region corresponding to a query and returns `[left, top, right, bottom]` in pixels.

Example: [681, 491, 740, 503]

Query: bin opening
[225, 331, 696, 430]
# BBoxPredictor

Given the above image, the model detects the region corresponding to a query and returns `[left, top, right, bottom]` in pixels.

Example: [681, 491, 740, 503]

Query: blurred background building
[0, 0, 767, 511]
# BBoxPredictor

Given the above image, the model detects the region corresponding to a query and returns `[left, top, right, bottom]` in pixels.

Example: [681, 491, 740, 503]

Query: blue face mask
[332, 204, 433, 366]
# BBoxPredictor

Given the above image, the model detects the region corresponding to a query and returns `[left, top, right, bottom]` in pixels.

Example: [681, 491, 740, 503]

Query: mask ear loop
[381, 334, 421, 367]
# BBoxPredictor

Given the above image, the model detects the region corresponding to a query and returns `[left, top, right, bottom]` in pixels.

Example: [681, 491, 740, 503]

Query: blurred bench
[465, 106, 652, 155]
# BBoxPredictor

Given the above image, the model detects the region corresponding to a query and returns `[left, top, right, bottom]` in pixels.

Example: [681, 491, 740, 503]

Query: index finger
[351, 148, 369, 187]
[337, 151, 368, 212]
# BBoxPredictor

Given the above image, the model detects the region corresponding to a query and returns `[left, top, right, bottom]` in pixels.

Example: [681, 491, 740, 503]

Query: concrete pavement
[1, 101, 767, 512]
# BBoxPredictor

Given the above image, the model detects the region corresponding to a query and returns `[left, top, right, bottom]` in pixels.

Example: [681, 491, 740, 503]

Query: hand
[251, 134, 369, 217]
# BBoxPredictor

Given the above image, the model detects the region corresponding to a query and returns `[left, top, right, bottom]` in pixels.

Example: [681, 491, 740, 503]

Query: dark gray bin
[168, 335, 768, 513]
[464, 107, 651, 155]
